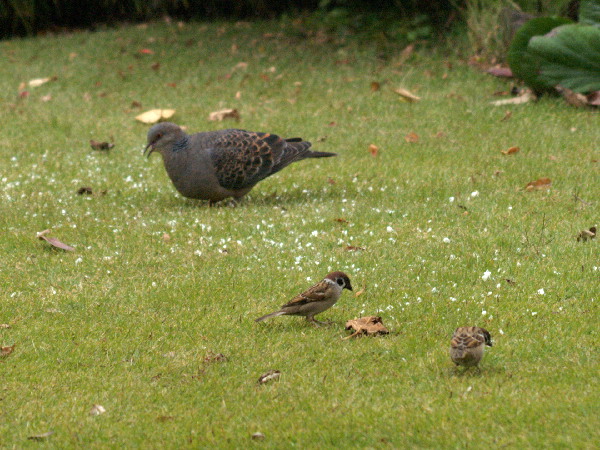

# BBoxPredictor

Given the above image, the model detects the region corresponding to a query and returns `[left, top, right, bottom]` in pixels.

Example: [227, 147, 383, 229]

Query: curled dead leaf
[393, 88, 420, 102]
[37, 229, 75, 252]
[525, 177, 551, 191]
[209, 108, 240, 121]
[135, 109, 175, 124]
[258, 370, 280, 384]
[1, 344, 15, 357]
[404, 132, 419, 143]
[90, 140, 114, 151]
[370, 81, 380, 92]
[344, 316, 389, 339]
[501, 146, 519, 155]
[577, 226, 596, 242]
[368, 144, 379, 157]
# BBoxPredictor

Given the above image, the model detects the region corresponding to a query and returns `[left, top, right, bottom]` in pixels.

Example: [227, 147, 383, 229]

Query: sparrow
[144, 123, 336, 204]
[450, 326, 492, 367]
[255, 271, 352, 325]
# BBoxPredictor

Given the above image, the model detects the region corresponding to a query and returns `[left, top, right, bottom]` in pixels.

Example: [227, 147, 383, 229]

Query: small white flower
[449, 196, 455, 203]
[386, 226, 394, 232]
[471, 191, 479, 197]
[482, 310, 487, 316]
[75, 257, 83, 264]
[499, 329, 504, 335]
[482, 270, 491, 281]
[537, 288, 545, 295]
[442, 237, 451, 243]
[532, 311, 538, 316]
[508, 206, 513, 210]
[431, 287, 438, 293]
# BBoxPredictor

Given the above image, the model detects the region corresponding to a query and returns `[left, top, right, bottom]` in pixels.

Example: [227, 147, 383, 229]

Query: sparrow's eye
[336, 278, 344, 286]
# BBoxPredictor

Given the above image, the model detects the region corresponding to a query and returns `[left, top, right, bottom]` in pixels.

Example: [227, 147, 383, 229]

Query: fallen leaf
[354, 284, 366, 298]
[235, 91, 242, 99]
[89, 404, 106, 416]
[396, 43, 415, 66]
[1, 344, 15, 357]
[208, 108, 240, 121]
[485, 66, 513, 78]
[501, 110, 512, 121]
[135, 109, 176, 124]
[37, 229, 75, 252]
[344, 245, 365, 251]
[404, 132, 419, 143]
[0, 324, 10, 329]
[41, 94, 52, 102]
[491, 89, 535, 106]
[344, 316, 389, 339]
[204, 352, 227, 363]
[19, 91, 29, 99]
[130, 100, 142, 108]
[577, 226, 596, 242]
[258, 370, 280, 384]
[334, 218, 348, 223]
[435, 131, 447, 138]
[90, 140, 114, 151]
[151, 62, 160, 71]
[234, 61, 248, 70]
[139, 48, 154, 54]
[28, 77, 55, 87]
[556, 86, 589, 108]
[393, 88, 420, 102]
[586, 91, 600, 106]
[327, 121, 337, 127]
[501, 146, 519, 155]
[162, 233, 171, 242]
[77, 187, 93, 195]
[525, 177, 551, 191]
[252, 432, 266, 441]
[370, 81, 380, 92]
[368, 144, 379, 157]
[165, 82, 177, 88]
[27, 431, 54, 441]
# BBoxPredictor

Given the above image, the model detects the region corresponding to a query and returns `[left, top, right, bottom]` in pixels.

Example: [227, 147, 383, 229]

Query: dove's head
[144, 122, 186, 157]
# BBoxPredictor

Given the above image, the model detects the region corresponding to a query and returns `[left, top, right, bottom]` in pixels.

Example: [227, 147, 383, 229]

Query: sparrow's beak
[346, 282, 353, 291]
[144, 142, 154, 158]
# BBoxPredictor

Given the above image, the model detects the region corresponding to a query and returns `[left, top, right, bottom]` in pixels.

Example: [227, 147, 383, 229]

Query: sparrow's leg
[307, 316, 331, 326]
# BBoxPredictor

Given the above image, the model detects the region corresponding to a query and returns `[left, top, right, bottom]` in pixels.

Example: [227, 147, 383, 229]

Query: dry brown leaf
[131, 100, 142, 108]
[491, 90, 535, 106]
[501, 110, 512, 121]
[204, 352, 227, 363]
[501, 146, 519, 155]
[370, 81, 380, 92]
[89, 404, 106, 416]
[252, 432, 266, 441]
[556, 86, 589, 108]
[258, 370, 280, 384]
[344, 245, 365, 251]
[151, 62, 160, 71]
[162, 233, 171, 242]
[135, 109, 176, 124]
[28, 76, 55, 87]
[344, 316, 389, 339]
[334, 218, 348, 224]
[37, 229, 75, 252]
[28, 431, 54, 441]
[354, 284, 366, 298]
[404, 132, 419, 143]
[393, 88, 420, 103]
[586, 91, 600, 106]
[525, 177, 551, 191]
[77, 187, 93, 195]
[485, 66, 513, 78]
[368, 144, 379, 157]
[1, 344, 15, 357]
[90, 140, 114, 151]
[208, 108, 240, 121]
[577, 226, 596, 242]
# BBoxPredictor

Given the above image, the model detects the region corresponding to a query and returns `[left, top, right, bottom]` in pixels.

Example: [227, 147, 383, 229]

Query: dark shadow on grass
[446, 364, 506, 378]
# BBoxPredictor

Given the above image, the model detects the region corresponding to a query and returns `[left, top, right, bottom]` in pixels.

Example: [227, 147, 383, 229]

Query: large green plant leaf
[528, 24, 600, 93]
[507, 17, 573, 92]
[579, 0, 600, 26]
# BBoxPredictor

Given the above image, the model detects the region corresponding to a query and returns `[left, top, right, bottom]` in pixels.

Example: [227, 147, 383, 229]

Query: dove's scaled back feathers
[144, 122, 337, 203]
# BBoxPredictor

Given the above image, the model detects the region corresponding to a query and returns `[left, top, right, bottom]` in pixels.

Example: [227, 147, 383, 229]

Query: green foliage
[507, 16, 573, 92]
[528, 24, 600, 92]
[579, 0, 600, 26]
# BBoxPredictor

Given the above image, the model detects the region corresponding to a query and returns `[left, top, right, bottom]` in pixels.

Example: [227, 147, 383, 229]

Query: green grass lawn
[1, 18, 598, 448]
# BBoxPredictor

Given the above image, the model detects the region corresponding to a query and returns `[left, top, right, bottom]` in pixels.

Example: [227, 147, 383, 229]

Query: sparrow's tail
[255, 310, 286, 322]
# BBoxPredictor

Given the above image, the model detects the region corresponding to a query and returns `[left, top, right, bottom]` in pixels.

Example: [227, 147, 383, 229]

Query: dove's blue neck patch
[172, 136, 189, 153]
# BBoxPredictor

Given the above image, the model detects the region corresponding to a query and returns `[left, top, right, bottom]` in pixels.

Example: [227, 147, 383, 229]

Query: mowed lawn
[0, 18, 598, 448]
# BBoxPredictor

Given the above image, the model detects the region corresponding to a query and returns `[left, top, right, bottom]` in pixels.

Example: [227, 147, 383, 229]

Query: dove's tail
[305, 150, 337, 158]
[255, 310, 286, 322]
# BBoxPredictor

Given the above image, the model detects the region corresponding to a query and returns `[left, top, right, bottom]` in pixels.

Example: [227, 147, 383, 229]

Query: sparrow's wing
[281, 281, 331, 308]
[207, 129, 312, 191]
[451, 327, 485, 350]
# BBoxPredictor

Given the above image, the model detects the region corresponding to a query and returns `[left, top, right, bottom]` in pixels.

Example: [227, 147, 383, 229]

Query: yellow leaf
[135, 109, 176, 124]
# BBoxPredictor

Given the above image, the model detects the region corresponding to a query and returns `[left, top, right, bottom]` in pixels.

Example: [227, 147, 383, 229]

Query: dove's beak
[144, 143, 155, 158]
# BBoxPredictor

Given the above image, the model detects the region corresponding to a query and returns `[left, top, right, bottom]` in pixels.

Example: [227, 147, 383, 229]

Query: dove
[144, 122, 336, 204]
